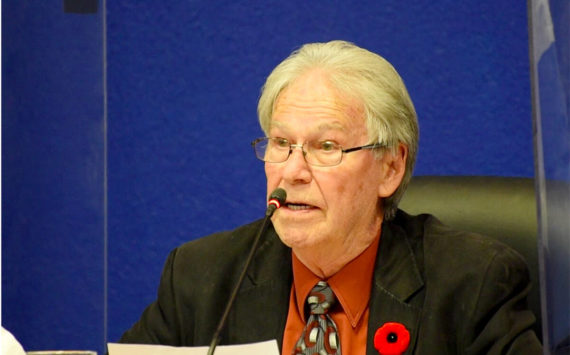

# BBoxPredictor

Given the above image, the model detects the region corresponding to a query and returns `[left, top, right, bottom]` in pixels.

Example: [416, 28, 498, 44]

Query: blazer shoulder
[176, 219, 267, 257]
[420, 212, 528, 266]
[392, 210, 540, 353]
[392, 209, 532, 298]
[168, 219, 288, 285]
[395, 210, 521, 257]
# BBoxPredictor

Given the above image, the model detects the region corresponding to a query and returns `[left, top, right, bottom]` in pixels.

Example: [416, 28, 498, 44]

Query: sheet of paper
[108, 340, 280, 355]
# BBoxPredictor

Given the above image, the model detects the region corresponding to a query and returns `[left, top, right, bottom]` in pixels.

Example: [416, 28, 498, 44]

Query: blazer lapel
[227, 223, 292, 349]
[367, 220, 425, 355]
[223, 218, 425, 354]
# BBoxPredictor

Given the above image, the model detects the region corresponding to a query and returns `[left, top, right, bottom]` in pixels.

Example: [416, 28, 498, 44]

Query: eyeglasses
[251, 137, 385, 167]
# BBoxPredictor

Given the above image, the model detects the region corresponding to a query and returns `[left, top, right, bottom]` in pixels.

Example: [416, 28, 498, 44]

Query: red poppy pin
[374, 322, 410, 355]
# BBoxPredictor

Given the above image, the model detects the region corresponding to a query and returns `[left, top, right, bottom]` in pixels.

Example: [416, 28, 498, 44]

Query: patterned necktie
[293, 281, 341, 355]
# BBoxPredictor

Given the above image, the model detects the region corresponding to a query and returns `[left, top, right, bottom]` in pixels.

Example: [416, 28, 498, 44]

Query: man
[120, 41, 542, 354]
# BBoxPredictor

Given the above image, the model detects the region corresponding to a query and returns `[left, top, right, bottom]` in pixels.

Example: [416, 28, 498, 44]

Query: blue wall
[107, 0, 533, 342]
[2, 1, 105, 352]
[3, 0, 534, 352]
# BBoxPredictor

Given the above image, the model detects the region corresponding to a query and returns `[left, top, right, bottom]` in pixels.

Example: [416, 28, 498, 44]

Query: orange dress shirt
[282, 235, 381, 355]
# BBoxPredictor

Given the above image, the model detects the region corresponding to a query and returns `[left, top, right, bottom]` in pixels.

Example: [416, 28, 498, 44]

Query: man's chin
[274, 226, 319, 250]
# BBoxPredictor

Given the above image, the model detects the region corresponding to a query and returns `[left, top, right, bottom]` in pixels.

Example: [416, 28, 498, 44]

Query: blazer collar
[366, 217, 425, 355]
[226, 217, 425, 354]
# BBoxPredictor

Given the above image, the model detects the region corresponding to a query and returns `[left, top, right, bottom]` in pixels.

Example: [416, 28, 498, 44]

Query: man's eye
[319, 141, 338, 152]
[273, 138, 289, 148]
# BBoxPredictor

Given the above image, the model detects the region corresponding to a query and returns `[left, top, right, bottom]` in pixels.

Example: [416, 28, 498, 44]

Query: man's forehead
[270, 120, 348, 131]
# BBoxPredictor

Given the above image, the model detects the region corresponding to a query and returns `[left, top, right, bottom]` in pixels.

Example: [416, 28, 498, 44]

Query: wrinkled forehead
[271, 120, 346, 130]
[268, 73, 367, 136]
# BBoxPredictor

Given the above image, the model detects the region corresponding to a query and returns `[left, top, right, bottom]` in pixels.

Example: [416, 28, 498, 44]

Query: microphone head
[268, 188, 287, 205]
[266, 188, 287, 216]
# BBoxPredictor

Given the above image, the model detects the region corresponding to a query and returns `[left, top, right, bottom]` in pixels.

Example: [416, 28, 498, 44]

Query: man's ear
[378, 143, 408, 198]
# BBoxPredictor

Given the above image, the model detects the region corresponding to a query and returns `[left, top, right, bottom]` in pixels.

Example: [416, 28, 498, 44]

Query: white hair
[258, 40, 419, 220]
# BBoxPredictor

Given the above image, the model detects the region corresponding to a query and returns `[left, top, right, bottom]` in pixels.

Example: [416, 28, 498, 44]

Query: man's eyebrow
[270, 121, 345, 130]
[268, 121, 347, 137]
[316, 122, 345, 131]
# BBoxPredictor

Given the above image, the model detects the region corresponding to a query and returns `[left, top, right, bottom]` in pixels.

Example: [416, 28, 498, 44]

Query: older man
[120, 41, 542, 354]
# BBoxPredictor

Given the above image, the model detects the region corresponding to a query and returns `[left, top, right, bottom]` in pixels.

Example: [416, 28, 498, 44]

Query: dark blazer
[120, 210, 542, 354]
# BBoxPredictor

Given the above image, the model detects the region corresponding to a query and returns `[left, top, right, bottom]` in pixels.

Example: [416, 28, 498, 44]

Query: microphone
[266, 187, 287, 216]
[207, 188, 287, 355]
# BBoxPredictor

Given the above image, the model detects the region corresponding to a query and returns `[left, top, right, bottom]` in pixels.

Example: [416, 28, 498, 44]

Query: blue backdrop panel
[2, 2, 105, 353]
[107, 0, 534, 342]
[529, 0, 570, 352]
[0, 0, 538, 350]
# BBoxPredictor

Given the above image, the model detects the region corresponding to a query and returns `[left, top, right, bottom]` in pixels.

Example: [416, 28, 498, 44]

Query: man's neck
[292, 225, 382, 278]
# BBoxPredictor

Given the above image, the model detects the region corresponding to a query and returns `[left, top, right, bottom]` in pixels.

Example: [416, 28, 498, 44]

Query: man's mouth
[286, 203, 314, 211]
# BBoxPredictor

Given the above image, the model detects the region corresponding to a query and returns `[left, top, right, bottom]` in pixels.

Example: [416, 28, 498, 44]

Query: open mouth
[286, 203, 315, 211]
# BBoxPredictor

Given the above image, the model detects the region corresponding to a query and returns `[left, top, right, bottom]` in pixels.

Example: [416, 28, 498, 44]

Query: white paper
[107, 340, 280, 355]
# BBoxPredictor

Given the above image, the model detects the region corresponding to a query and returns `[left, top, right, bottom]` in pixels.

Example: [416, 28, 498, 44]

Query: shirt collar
[291, 235, 380, 327]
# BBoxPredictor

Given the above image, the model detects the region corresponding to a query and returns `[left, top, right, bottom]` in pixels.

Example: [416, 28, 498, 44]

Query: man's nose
[282, 144, 312, 184]
[289, 143, 305, 155]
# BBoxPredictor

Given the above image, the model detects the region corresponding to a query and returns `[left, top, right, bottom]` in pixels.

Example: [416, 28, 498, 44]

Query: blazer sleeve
[119, 248, 184, 345]
[461, 246, 542, 355]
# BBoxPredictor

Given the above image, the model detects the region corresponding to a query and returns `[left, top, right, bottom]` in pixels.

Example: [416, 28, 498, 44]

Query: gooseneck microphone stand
[206, 188, 286, 355]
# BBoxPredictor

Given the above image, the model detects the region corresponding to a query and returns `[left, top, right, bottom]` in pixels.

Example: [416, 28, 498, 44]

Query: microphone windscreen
[268, 188, 287, 205]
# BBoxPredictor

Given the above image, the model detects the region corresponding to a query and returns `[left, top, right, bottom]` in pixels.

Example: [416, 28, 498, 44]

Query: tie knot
[307, 281, 336, 315]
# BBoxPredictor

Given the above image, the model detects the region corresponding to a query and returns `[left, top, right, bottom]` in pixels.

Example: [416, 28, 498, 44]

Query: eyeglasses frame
[251, 137, 386, 167]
